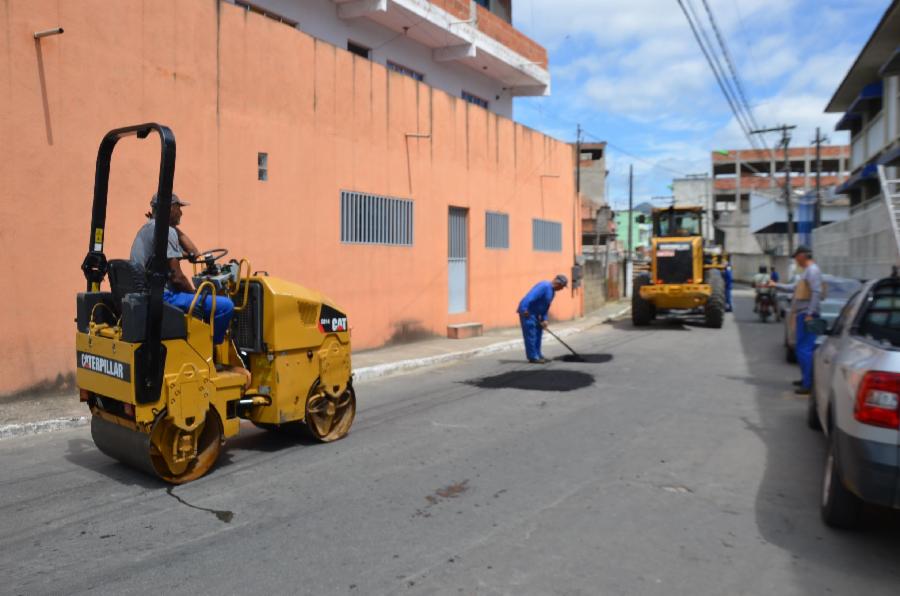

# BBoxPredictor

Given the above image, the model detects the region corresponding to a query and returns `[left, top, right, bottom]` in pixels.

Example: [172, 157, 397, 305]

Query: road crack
[166, 487, 234, 523]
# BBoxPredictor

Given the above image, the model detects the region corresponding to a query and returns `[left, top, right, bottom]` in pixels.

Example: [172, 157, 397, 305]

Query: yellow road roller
[76, 123, 355, 484]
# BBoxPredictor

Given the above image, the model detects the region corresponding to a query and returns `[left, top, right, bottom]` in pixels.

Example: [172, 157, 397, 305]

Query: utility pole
[625, 164, 634, 298]
[813, 127, 828, 230]
[751, 124, 797, 255]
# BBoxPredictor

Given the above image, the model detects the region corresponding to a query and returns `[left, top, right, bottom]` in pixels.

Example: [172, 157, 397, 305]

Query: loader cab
[653, 207, 703, 238]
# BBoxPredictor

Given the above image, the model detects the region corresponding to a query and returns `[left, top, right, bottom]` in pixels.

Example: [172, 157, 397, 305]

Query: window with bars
[462, 90, 489, 110]
[340, 191, 414, 246]
[532, 219, 562, 252]
[485, 211, 509, 249]
[258, 152, 268, 181]
[387, 60, 424, 82]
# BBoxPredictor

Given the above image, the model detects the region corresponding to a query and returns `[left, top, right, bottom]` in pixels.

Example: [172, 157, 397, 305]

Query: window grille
[340, 191, 414, 246]
[387, 61, 424, 82]
[485, 211, 509, 249]
[532, 219, 562, 252]
[462, 90, 489, 110]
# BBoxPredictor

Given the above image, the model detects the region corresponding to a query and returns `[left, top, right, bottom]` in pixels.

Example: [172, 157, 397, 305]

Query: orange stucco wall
[0, 0, 580, 396]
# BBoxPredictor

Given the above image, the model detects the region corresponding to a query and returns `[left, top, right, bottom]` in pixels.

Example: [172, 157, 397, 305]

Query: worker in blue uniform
[722, 257, 734, 313]
[516, 274, 568, 363]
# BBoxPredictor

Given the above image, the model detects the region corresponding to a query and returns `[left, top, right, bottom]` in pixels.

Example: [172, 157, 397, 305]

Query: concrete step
[447, 323, 484, 340]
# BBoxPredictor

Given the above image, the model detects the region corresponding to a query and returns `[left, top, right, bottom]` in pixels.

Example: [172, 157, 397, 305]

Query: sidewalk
[0, 301, 629, 439]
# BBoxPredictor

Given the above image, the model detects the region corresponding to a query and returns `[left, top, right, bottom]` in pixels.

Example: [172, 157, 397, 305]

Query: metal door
[448, 207, 468, 314]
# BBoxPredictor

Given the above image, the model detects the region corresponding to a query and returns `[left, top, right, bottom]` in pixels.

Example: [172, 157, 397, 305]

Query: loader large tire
[632, 275, 653, 327]
[704, 270, 725, 329]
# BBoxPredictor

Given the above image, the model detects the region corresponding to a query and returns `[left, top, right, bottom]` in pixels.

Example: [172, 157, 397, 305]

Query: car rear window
[858, 281, 900, 347]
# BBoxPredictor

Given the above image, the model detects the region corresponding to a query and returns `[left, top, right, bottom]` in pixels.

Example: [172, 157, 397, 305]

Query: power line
[683, 0, 758, 148]
[676, 0, 757, 149]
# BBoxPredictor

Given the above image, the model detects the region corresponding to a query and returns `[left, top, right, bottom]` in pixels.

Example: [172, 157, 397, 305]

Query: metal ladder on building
[877, 164, 900, 262]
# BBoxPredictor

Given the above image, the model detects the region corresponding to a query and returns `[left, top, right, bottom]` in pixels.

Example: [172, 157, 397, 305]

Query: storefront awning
[836, 162, 878, 194]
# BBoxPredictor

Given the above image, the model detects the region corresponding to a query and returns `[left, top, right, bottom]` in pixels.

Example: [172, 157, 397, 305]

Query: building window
[258, 152, 268, 181]
[341, 191, 414, 246]
[347, 41, 371, 59]
[532, 219, 562, 252]
[387, 60, 425, 82]
[474, 0, 490, 8]
[234, 1, 298, 27]
[462, 90, 489, 110]
[485, 211, 509, 249]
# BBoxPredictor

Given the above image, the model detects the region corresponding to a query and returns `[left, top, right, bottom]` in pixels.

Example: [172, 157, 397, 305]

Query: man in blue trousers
[517, 274, 568, 363]
[130, 193, 236, 346]
[770, 246, 823, 395]
[723, 256, 734, 313]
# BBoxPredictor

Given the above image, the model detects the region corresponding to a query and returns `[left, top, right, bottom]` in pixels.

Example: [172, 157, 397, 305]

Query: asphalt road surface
[2, 289, 899, 595]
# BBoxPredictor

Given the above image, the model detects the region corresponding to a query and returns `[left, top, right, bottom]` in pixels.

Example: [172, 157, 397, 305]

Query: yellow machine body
[632, 206, 726, 328]
[77, 123, 355, 484]
[76, 273, 354, 483]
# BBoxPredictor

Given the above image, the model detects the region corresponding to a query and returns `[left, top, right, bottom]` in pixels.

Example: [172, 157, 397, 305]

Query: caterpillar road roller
[631, 205, 726, 329]
[76, 123, 355, 484]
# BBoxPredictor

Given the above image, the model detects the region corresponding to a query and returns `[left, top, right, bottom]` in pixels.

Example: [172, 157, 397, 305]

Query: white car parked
[809, 277, 900, 528]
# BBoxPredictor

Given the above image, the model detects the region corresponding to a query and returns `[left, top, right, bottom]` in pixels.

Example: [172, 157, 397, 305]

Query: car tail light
[854, 371, 900, 429]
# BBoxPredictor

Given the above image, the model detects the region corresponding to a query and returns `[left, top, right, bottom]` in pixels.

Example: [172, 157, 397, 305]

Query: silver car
[780, 274, 862, 363]
[809, 277, 900, 528]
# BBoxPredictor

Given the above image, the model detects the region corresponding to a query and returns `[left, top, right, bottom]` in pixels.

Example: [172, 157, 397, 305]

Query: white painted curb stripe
[0, 417, 88, 440]
[353, 305, 630, 383]
[0, 306, 630, 440]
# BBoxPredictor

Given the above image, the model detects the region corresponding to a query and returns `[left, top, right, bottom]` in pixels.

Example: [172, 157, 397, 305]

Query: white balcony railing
[868, 111, 886, 158]
[851, 135, 865, 169]
[851, 110, 887, 170]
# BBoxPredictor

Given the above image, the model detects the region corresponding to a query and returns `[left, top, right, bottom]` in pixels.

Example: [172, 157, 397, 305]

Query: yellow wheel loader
[76, 123, 355, 484]
[631, 206, 726, 329]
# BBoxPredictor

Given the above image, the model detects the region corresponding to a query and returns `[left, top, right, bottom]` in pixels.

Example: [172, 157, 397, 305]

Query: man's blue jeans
[520, 315, 543, 361]
[164, 290, 235, 345]
[795, 312, 818, 390]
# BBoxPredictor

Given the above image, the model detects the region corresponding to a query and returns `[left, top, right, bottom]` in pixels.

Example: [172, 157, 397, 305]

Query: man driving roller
[129, 193, 235, 346]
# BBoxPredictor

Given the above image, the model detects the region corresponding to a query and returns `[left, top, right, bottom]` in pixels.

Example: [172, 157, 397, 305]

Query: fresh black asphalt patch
[556, 353, 613, 364]
[464, 369, 595, 392]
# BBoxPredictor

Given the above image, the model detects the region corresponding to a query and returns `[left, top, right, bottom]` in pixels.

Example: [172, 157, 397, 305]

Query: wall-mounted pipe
[34, 27, 64, 39]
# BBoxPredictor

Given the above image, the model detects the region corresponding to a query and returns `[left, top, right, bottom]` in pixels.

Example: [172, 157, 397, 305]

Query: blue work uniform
[129, 220, 235, 345]
[517, 281, 556, 361]
[723, 264, 734, 312]
[775, 263, 823, 390]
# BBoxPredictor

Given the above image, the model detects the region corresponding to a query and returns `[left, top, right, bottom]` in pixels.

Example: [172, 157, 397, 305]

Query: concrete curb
[353, 304, 631, 384]
[0, 305, 631, 440]
[0, 416, 88, 440]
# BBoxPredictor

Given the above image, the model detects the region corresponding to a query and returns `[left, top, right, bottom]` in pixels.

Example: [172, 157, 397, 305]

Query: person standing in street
[517, 274, 568, 363]
[769, 246, 823, 395]
[723, 256, 734, 313]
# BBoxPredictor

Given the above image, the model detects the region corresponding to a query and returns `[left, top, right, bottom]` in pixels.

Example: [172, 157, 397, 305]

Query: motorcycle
[757, 290, 775, 323]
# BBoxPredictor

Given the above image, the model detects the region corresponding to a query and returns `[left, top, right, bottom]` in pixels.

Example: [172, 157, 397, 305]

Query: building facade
[672, 174, 714, 241]
[818, 0, 900, 280]
[226, 0, 550, 120]
[710, 146, 850, 279]
[0, 0, 577, 397]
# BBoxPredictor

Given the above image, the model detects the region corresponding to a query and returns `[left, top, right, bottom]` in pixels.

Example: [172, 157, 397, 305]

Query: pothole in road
[555, 353, 613, 364]
[463, 370, 595, 392]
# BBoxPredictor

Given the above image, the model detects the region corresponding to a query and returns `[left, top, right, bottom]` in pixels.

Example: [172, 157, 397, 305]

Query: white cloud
[514, 0, 877, 202]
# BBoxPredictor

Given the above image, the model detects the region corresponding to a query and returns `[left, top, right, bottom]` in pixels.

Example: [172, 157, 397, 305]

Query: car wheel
[821, 430, 862, 529]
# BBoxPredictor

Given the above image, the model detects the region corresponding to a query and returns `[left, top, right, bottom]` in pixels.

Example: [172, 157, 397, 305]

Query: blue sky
[512, 0, 890, 209]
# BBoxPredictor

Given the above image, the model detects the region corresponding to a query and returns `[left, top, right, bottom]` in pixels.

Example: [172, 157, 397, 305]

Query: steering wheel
[187, 248, 228, 264]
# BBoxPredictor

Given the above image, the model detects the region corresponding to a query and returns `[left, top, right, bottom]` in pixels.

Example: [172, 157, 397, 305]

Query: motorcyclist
[752, 266, 774, 313]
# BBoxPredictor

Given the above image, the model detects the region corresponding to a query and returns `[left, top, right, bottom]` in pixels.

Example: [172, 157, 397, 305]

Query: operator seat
[107, 259, 147, 315]
[106, 258, 187, 342]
